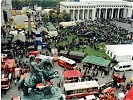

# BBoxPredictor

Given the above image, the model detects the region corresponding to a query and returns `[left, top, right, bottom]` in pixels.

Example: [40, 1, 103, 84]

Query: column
[105, 9, 107, 19]
[73, 10, 75, 20]
[77, 9, 80, 20]
[123, 8, 127, 18]
[82, 9, 84, 20]
[87, 9, 89, 20]
[99, 9, 101, 18]
[92, 9, 96, 20]
[117, 8, 120, 19]
[127, 8, 132, 18]
[111, 8, 114, 19]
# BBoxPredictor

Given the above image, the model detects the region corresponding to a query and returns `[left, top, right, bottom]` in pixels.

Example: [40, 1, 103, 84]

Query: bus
[64, 81, 99, 99]
[59, 50, 87, 62]
[58, 56, 77, 69]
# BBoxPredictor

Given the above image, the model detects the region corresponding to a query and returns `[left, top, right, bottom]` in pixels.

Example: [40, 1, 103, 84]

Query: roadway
[111, 21, 133, 32]
[1, 60, 133, 100]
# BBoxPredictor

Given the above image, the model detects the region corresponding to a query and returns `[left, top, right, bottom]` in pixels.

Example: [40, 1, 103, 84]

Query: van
[114, 62, 133, 71]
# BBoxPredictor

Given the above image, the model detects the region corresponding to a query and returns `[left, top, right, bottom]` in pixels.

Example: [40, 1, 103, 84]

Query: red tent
[123, 86, 133, 100]
[63, 69, 81, 79]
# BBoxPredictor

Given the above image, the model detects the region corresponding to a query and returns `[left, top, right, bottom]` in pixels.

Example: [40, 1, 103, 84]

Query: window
[107, 50, 109, 54]
[127, 65, 130, 67]
[113, 55, 116, 59]
[120, 66, 122, 68]
[123, 66, 127, 68]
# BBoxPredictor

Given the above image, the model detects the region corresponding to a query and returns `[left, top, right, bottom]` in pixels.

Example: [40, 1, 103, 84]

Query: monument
[12, 55, 65, 100]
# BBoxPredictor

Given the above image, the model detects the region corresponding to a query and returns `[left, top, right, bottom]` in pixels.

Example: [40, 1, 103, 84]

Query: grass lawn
[51, 33, 111, 60]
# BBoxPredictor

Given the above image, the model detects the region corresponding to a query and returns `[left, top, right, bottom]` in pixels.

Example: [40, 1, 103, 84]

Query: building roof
[64, 81, 99, 91]
[106, 45, 133, 56]
[63, 69, 81, 79]
[60, 2, 96, 6]
[60, 1, 129, 6]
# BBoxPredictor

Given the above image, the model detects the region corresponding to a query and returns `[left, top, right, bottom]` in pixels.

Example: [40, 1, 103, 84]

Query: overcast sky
[80, 0, 123, 1]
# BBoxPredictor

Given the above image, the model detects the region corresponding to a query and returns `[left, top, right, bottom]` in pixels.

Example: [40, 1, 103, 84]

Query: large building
[60, 1, 133, 20]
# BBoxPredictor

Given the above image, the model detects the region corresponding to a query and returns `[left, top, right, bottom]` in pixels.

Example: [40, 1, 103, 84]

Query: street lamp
[26, 11, 32, 40]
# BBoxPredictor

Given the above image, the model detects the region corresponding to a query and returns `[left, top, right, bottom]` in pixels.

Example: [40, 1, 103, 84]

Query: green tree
[42, 13, 50, 23]
[63, 12, 71, 22]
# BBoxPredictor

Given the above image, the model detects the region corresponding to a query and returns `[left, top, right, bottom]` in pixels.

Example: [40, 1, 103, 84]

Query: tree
[63, 13, 71, 22]
[50, 13, 58, 23]
[42, 13, 50, 23]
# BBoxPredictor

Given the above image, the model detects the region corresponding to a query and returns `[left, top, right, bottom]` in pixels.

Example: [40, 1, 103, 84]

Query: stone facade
[60, 1, 133, 20]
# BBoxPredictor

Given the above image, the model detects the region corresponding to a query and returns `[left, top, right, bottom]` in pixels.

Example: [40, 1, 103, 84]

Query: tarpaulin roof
[63, 70, 81, 79]
[12, 33, 25, 42]
[82, 56, 111, 67]
[38, 26, 48, 33]
[123, 86, 133, 100]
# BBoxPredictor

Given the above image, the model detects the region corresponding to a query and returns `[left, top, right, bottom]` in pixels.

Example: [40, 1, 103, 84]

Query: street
[1, 60, 133, 100]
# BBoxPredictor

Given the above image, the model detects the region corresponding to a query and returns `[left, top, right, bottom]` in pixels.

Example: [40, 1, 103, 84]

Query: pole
[27, 12, 32, 40]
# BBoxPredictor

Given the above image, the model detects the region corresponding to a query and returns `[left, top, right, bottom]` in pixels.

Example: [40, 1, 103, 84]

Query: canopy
[82, 56, 111, 67]
[14, 14, 27, 25]
[123, 86, 133, 100]
[59, 21, 77, 28]
[38, 26, 48, 34]
[12, 33, 26, 42]
[9, 30, 18, 36]
[63, 69, 81, 79]
[27, 46, 35, 50]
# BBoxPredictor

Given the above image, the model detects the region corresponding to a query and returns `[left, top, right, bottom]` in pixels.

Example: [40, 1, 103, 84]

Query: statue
[18, 55, 62, 100]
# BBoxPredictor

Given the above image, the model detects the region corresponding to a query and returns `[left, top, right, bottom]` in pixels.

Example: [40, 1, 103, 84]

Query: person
[14, 79, 17, 86]
[101, 71, 104, 78]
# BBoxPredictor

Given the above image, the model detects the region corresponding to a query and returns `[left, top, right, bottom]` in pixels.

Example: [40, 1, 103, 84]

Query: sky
[80, 0, 123, 1]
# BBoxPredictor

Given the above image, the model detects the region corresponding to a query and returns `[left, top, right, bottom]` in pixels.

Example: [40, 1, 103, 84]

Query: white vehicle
[64, 81, 99, 99]
[114, 61, 133, 71]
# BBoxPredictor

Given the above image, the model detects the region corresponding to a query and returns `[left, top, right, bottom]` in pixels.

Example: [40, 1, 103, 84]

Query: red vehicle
[26, 51, 40, 57]
[58, 56, 77, 69]
[99, 92, 117, 100]
[1, 78, 10, 90]
[1, 59, 16, 73]
[64, 81, 99, 99]
[1, 78, 11, 95]
[112, 72, 126, 85]
[1, 59, 16, 81]
[63, 69, 82, 83]
[100, 81, 116, 94]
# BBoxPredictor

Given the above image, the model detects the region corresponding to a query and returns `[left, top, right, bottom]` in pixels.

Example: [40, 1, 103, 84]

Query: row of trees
[42, 10, 71, 23]
[12, 0, 60, 9]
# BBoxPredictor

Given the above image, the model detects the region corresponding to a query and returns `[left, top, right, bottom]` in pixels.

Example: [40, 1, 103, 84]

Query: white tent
[48, 31, 58, 37]
[14, 14, 27, 25]
[9, 30, 18, 36]
[59, 21, 77, 28]
[105, 44, 133, 62]
[12, 33, 26, 42]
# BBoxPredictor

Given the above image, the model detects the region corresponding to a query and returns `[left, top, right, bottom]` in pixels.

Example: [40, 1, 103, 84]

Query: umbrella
[12, 34, 26, 42]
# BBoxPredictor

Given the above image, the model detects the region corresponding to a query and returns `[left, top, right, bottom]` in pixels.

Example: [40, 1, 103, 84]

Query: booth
[63, 69, 82, 83]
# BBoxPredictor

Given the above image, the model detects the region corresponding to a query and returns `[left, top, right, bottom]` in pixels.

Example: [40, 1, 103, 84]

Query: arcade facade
[60, 1, 133, 20]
